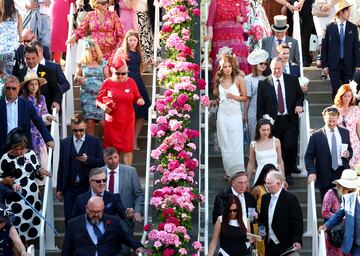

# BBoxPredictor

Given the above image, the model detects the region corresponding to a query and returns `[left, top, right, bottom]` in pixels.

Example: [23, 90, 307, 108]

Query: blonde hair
[80, 39, 103, 65]
[213, 54, 240, 98]
[122, 30, 143, 66]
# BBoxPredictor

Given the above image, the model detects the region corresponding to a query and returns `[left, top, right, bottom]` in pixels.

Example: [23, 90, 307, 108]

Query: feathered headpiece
[84, 37, 95, 49]
[109, 48, 127, 69]
[216, 46, 233, 62]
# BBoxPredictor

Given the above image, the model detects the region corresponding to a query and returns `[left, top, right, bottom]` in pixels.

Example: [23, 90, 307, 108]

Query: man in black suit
[56, 114, 104, 225]
[321, 0, 360, 98]
[31, 41, 70, 93]
[72, 167, 134, 221]
[0, 76, 54, 156]
[257, 57, 304, 185]
[17, 45, 62, 112]
[259, 170, 303, 256]
[212, 172, 256, 225]
[305, 107, 352, 201]
[62, 196, 143, 256]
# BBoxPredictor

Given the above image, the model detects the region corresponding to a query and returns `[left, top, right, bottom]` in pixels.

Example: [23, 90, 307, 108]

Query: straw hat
[20, 72, 46, 87]
[334, 0, 352, 15]
[247, 49, 269, 66]
[332, 169, 358, 189]
[271, 15, 289, 32]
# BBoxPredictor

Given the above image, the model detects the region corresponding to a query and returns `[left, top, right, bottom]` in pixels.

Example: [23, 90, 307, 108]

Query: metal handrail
[304, 181, 318, 256]
[39, 108, 60, 255]
[318, 230, 327, 256]
[298, 99, 311, 175]
[27, 244, 35, 256]
[141, 0, 160, 244]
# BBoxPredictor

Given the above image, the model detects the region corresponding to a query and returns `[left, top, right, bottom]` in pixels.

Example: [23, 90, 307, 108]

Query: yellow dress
[251, 185, 267, 256]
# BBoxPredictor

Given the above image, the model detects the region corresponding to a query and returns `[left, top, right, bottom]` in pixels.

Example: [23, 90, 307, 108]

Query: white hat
[271, 15, 289, 32]
[332, 169, 358, 189]
[247, 49, 269, 66]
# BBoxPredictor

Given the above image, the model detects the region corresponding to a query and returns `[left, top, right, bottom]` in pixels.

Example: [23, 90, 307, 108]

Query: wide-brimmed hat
[247, 49, 269, 66]
[0, 204, 15, 224]
[332, 169, 358, 189]
[334, 0, 352, 15]
[271, 15, 289, 32]
[20, 72, 46, 88]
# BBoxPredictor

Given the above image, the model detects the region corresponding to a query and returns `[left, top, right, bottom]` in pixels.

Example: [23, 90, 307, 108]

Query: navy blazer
[305, 126, 352, 189]
[56, 135, 104, 193]
[259, 189, 303, 249]
[0, 97, 53, 155]
[45, 60, 70, 93]
[62, 214, 142, 256]
[288, 63, 300, 78]
[71, 190, 127, 219]
[321, 21, 360, 71]
[13, 44, 50, 76]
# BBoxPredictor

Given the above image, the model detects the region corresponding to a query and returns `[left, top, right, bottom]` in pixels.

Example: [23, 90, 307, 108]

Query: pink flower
[161, 25, 173, 33]
[154, 240, 162, 248]
[192, 8, 200, 16]
[179, 248, 188, 255]
[192, 241, 202, 251]
[201, 95, 210, 106]
[162, 208, 175, 218]
[177, 94, 189, 106]
[197, 78, 206, 90]
[164, 248, 175, 256]
[144, 224, 151, 232]
[168, 159, 180, 170]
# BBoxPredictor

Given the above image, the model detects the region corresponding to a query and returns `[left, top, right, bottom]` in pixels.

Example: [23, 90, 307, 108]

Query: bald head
[86, 196, 104, 224]
[22, 29, 35, 46]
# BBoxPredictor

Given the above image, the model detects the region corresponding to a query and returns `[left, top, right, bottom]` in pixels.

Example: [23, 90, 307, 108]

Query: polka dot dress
[0, 150, 42, 241]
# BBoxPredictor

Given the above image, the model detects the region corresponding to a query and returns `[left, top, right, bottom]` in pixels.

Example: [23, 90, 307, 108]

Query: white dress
[217, 83, 244, 176]
[252, 138, 278, 185]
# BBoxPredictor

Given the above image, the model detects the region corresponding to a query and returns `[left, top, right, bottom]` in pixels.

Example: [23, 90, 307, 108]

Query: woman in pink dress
[205, 0, 251, 76]
[67, 0, 125, 60]
[118, 0, 138, 32]
[334, 84, 360, 168]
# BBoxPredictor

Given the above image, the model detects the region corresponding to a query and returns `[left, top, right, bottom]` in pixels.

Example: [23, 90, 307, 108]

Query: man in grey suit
[262, 15, 300, 65]
[102, 147, 144, 256]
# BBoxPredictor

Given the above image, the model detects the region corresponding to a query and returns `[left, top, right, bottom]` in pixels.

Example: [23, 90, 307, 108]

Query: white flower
[262, 114, 275, 125]
[216, 46, 233, 62]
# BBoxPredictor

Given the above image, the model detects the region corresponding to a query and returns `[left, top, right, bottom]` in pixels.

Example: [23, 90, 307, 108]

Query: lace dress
[217, 83, 244, 176]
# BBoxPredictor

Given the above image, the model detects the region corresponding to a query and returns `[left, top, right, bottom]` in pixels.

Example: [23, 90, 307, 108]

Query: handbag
[327, 222, 345, 248]
[311, 2, 329, 17]
[73, 7, 87, 28]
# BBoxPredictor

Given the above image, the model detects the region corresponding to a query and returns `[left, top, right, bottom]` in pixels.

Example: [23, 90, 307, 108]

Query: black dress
[219, 218, 250, 256]
[0, 223, 14, 256]
[127, 50, 151, 120]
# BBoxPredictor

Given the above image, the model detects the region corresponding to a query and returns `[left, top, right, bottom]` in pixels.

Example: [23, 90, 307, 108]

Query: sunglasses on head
[5, 86, 17, 91]
[72, 128, 85, 132]
[114, 71, 127, 76]
[91, 179, 107, 184]
[97, 0, 108, 5]
[229, 209, 239, 213]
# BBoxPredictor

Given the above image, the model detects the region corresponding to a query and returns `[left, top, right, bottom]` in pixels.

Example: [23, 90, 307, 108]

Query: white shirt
[268, 188, 282, 244]
[271, 75, 288, 115]
[106, 165, 119, 193]
[6, 97, 18, 133]
[284, 62, 290, 74]
[39, 58, 46, 65]
[73, 134, 86, 153]
[27, 64, 39, 74]
[336, 20, 347, 36]
[325, 126, 343, 166]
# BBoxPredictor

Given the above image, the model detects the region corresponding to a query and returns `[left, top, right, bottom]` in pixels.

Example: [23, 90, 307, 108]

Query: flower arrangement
[145, 0, 208, 255]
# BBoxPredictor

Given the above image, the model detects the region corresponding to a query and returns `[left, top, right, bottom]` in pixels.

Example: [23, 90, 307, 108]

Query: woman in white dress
[246, 117, 285, 185]
[213, 54, 248, 179]
[244, 49, 269, 141]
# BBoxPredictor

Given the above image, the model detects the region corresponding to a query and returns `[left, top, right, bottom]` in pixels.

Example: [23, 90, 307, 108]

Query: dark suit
[257, 74, 304, 177]
[212, 187, 256, 225]
[62, 214, 142, 256]
[259, 189, 303, 256]
[305, 126, 352, 200]
[72, 190, 127, 219]
[284, 62, 300, 78]
[57, 135, 104, 224]
[0, 97, 53, 156]
[44, 60, 70, 93]
[18, 64, 63, 113]
[321, 21, 360, 98]
[13, 44, 50, 76]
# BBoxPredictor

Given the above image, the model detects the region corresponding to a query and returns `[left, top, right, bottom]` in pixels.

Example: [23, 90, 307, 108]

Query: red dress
[96, 78, 142, 152]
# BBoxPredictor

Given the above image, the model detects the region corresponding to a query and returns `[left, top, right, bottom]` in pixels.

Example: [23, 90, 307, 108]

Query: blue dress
[127, 50, 151, 120]
[80, 60, 106, 120]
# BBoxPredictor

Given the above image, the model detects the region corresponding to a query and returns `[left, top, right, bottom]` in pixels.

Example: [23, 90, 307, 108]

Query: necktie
[108, 171, 115, 193]
[277, 79, 285, 114]
[277, 39, 282, 46]
[331, 129, 339, 170]
[339, 23, 345, 59]
[92, 223, 103, 241]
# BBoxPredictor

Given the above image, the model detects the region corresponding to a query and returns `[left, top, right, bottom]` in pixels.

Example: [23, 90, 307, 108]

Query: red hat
[110, 48, 127, 69]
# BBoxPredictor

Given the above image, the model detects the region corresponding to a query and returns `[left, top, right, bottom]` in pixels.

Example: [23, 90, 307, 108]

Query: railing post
[319, 230, 327, 256]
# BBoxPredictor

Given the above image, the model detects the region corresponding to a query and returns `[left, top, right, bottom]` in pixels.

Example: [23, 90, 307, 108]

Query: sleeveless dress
[252, 138, 278, 185]
[127, 51, 151, 120]
[0, 223, 13, 256]
[80, 60, 106, 121]
[217, 83, 244, 176]
[218, 216, 250, 256]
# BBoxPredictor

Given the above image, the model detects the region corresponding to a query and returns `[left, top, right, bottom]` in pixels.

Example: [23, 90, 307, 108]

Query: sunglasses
[229, 209, 239, 213]
[97, 0, 108, 5]
[5, 87, 17, 91]
[72, 128, 85, 132]
[114, 72, 127, 76]
[91, 179, 107, 184]
[258, 62, 268, 66]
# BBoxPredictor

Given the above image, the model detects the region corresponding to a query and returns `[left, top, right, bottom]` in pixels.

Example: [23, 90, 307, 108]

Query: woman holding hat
[21, 72, 55, 169]
[321, 169, 357, 255]
[244, 49, 268, 140]
[0, 128, 50, 243]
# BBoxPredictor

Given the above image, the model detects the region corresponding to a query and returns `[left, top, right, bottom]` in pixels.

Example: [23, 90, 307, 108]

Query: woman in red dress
[96, 58, 144, 165]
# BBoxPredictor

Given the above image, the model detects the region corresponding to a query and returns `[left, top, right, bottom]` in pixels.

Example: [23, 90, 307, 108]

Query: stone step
[307, 80, 332, 92]
[308, 103, 331, 117]
[303, 67, 324, 80]
[306, 91, 332, 104]
[310, 116, 324, 130]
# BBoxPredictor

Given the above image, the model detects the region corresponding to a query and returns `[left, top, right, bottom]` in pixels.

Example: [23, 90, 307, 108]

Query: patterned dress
[118, 0, 138, 32]
[80, 60, 106, 121]
[74, 10, 125, 60]
[136, 0, 153, 62]
[206, 0, 251, 74]
[0, 151, 42, 241]
[337, 106, 360, 168]
[0, 12, 19, 74]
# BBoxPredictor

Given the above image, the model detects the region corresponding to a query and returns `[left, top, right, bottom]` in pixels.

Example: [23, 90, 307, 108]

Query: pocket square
[106, 202, 112, 208]
[349, 30, 353, 34]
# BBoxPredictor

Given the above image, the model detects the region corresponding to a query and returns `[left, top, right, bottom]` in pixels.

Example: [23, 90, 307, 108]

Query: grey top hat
[271, 15, 290, 32]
